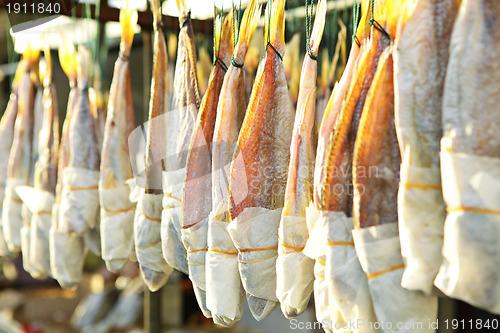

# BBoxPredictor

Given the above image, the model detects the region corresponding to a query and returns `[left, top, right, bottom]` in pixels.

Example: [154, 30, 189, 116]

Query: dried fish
[99, 3, 138, 273]
[228, 0, 293, 321]
[181, 11, 233, 319]
[206, 0, 260, 326]
[394, 0, 459, 295]
[276, 0, 326, 319]
[435, 0, 500, 315]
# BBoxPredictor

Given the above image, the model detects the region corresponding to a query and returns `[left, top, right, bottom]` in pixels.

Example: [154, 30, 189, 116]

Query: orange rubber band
[326, 241, 354, 246]
[66, 185, 99, 191]
[187, 248, 208, 254]
[447, 206, 500, 216]
[102, 206, 136, 213]
[6, 196, 22, 204]
[136, 210, 161, 222]
[280, 242, 305, 251]
[239, 246, 278, 253]
[316, 259, 326, 266]
[163, 205, 181, 210]
[367, 264, 405, 280]
[164, 193, 181, 202]
[33, 211, 52, 216]
[400, 182, 441, 190]
[239, 253, 278, 264]
[136, 239, 161, 250]
[208, 248, 238, 255]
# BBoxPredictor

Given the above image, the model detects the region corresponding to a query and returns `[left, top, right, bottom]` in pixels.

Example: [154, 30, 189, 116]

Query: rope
[351, 0, 360, 45]
[266, 0, 283, 61]
[180, 10, 192, 28]
[232, 0, 242, 48]
[369, 0, 391, 41]
[231, 57, 244, 68]
[305, 0, 317, 60]
[213, 1, 228, 71]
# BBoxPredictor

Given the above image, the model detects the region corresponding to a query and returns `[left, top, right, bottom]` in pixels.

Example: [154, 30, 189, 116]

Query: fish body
[182, 14, 233, 229]
[353, 47, 399, 229]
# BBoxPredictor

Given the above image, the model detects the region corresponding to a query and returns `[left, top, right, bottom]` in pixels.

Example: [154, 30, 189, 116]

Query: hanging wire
[305, 0, 317, 60]
[369, 0, 391, 41]
[231, 0, 244, 68]
[213, 1, 228, 71]
[266, 0, 282, 61]
[351, 0, 360, 47]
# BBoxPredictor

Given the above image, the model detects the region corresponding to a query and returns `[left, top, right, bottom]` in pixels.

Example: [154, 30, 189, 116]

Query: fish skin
[100, 7, 136, 190]
[283, 0, 327, 218]
[68, 84, 100, 172]
[229, 0, 293, 220]
[169, 0, 201, 172]
[317, 29, 390, 215]
[182, 14, 233, 228]
[442, 0, 500, 157]
[34, 65, 59, 194]
[144, 5, 168, 193]
[0, 87, 19, 189]
[353, 47, 400, 229]
[7, 69, 35, 182]
[395, 0, 459, 168]
[313, 1, 371, 210]
[211, 0, 260, 221]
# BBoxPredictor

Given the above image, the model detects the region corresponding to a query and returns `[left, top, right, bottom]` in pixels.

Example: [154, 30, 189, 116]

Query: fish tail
[58, 42, 77, 82]
[355, 0, 371, 42]
[24, 41, 40, 67]
[267, 0, 286, 57]
[120, 0, 138, 53]
[308, 0, 327, 57]
[175, 0, 188, 15]
[234, 0, 260, 60]
[76, 45, 92, 83]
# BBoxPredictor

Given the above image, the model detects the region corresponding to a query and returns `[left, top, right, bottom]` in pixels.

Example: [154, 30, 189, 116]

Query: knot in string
[231, 56, 244, 68]
[180, 10, 191, 28]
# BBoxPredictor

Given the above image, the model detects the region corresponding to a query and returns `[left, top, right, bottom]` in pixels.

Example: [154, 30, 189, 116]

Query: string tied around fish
[266, 0, 283, 62]
[231, 0, 244, 68]
[213, 2, 229, 72]
[352, 0, 361, 47]
[369, 0, 391, 42]
[305, 0, 317, 61]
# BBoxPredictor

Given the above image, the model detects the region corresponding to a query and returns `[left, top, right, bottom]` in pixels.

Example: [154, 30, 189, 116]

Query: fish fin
[234, 0, 261, 62]
[58, 41, 77, 81]
[267, 0, 286, 57]
[120, 0, 138, 53]
[308, 0, 327, 57]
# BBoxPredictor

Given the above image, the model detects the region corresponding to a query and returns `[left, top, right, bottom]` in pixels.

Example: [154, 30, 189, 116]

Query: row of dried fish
[1, 0, 498, 329]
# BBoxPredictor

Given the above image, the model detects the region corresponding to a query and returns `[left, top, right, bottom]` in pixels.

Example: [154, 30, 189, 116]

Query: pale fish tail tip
[192, 285, 212, 318]
[281, 304, 303, 319]
[213, 314, 240, 327]
[140, 266, 169, 292]
[247, 294, 279, 321]
[105, 258, 128, 273]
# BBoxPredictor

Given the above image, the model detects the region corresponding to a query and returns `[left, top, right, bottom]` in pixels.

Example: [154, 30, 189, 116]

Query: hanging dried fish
[306, 0, 378, 328]
[352, 42, 438, 331]
[49, 43, 85, 288]
[3, 47, 38, 254]
[435, 0, 500, 315]
[181, 11, 233, 319]
[16, 49, 60, 279]
[227, 0, 293, 321]
[394, 0, 459, 295]
[134, 0, 173, 291]
[0, 62, 23, 257]
[276, 0, 327, 319]
[161, 0, 200, 276]
[206, 0, 260, 326]
[99, 2, 138, 273]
